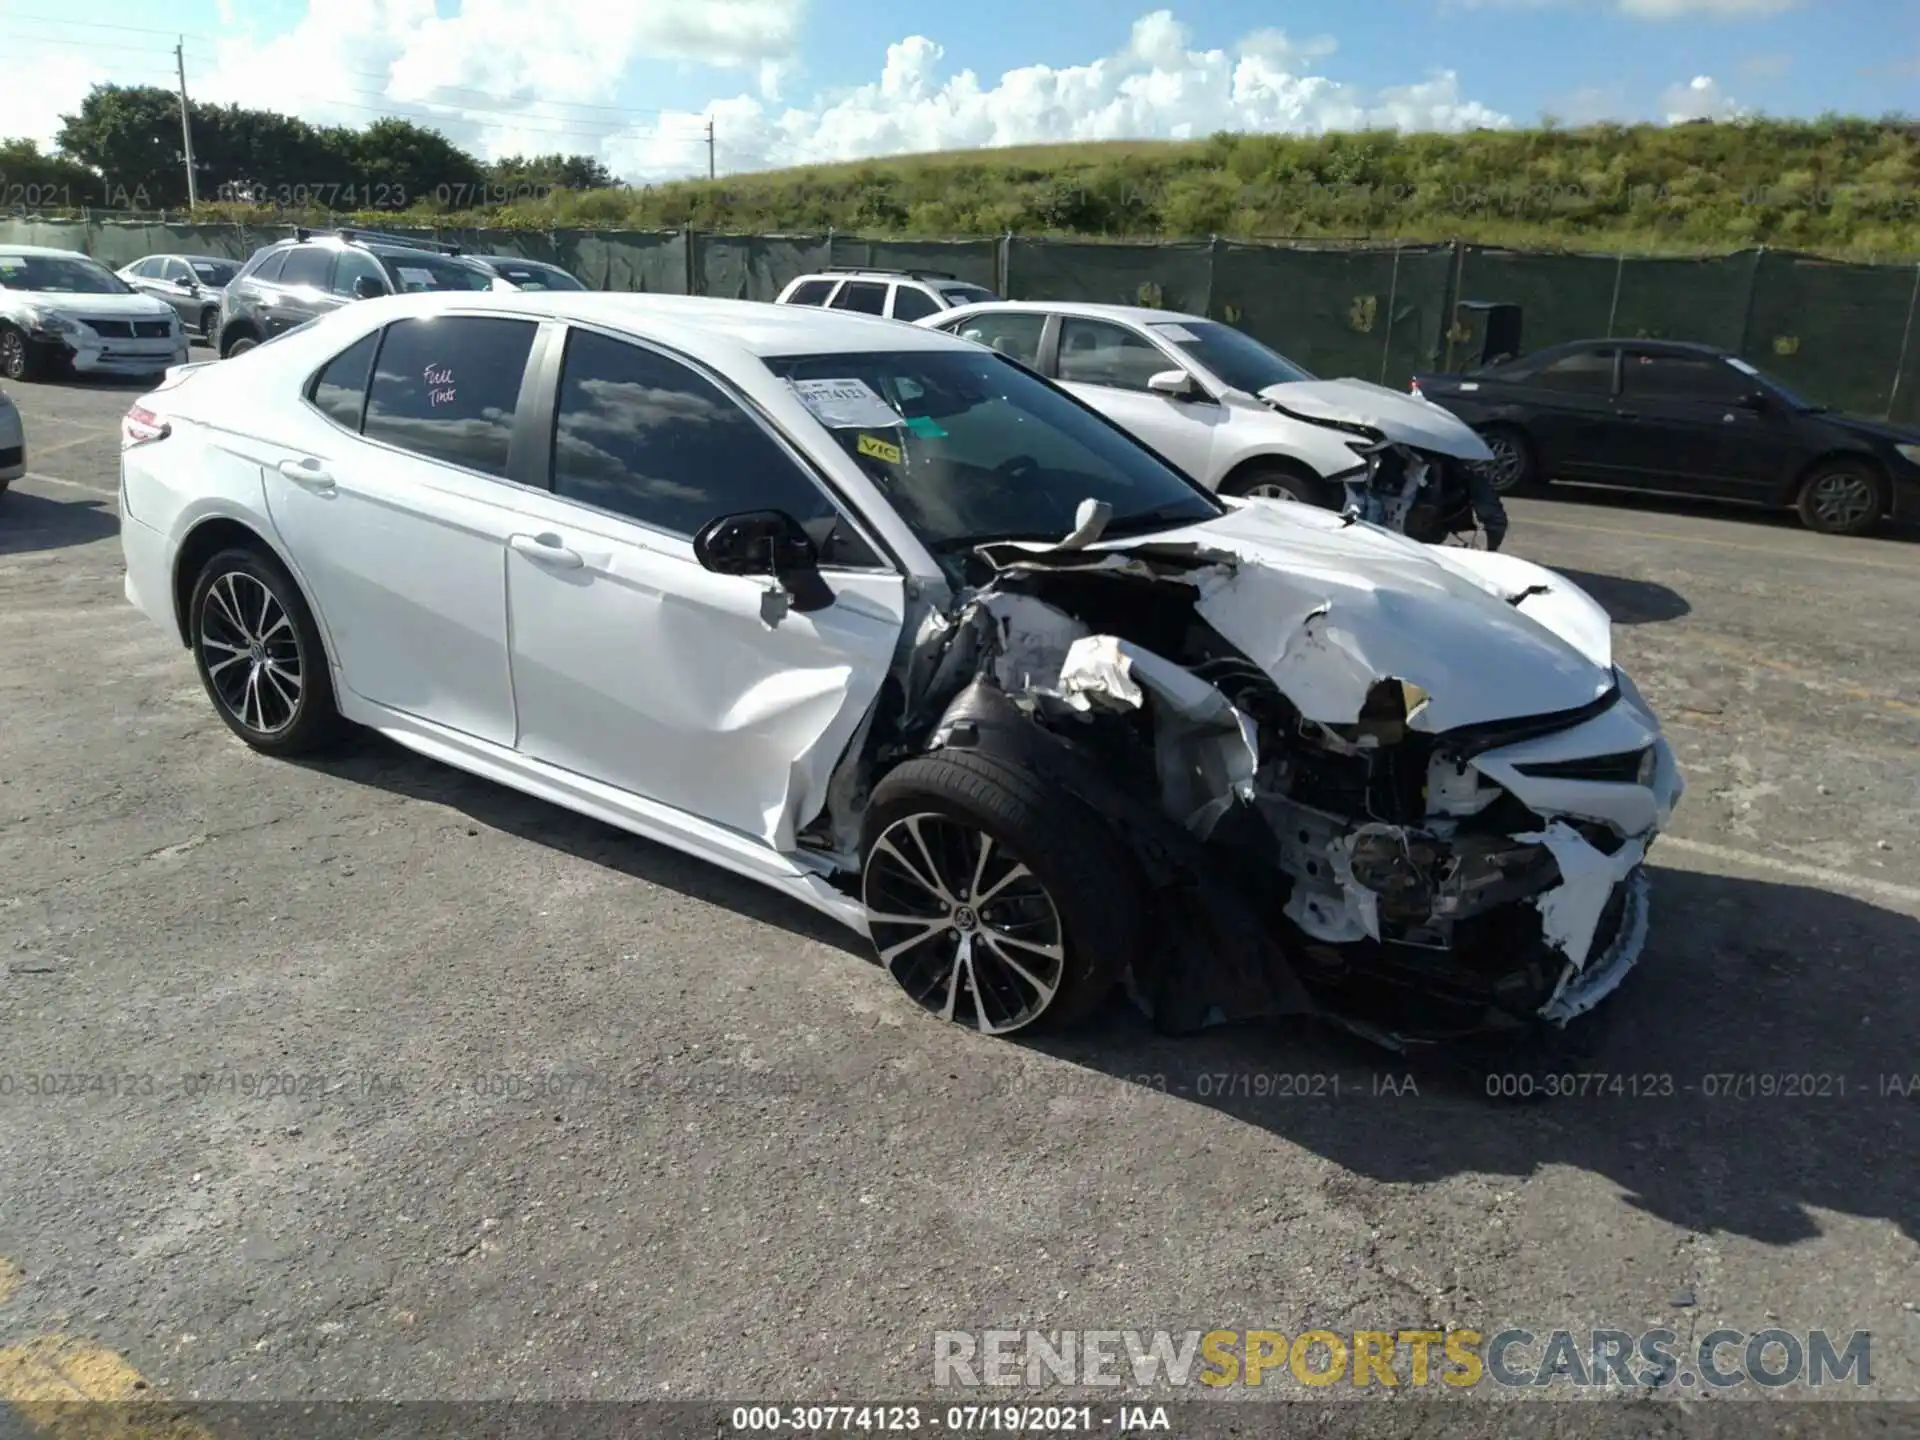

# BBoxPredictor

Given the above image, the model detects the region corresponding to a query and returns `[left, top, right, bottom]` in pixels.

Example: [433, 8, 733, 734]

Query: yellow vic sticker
[857, 433, 903, 465]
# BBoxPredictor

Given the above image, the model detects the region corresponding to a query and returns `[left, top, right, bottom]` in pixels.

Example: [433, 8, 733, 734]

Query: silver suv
[773, 267, 998, 322]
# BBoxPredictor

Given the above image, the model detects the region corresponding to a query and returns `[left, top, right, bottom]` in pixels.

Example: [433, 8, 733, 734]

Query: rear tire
[188, 546, 343, 756]
[1476, 424, 1538, 495]
[862, 751, 1141, 1035]
[199, 307, 220, 342]
[1795, 460, 1886, 537]
[1219, 461, 1334, 508]
[223, 336, 257, 358]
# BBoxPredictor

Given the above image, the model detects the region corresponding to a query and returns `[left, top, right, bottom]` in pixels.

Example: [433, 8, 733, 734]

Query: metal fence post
[683, 224, 696, 296]
[1886, 261, 1920, 420]
[997, 231, 1012, 297]
[1604, 251, 1625, 337]
[1378, 243, 1402, 385]
[1442, 239, 1466, 372]
[1735, 246, 1766, 359]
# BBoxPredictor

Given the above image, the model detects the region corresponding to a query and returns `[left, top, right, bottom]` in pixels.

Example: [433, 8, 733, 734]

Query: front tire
[1219, 461, 1333, 508]
[0, 324, 44, 382]
[861, 752, 1140, 1035]
[199, 307, 220, 342]
[1795, 461, 1886, 537]
[188, 546, 342, 756]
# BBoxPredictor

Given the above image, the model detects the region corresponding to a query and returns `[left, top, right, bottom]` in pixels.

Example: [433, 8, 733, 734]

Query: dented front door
[499, 488, 906, 850]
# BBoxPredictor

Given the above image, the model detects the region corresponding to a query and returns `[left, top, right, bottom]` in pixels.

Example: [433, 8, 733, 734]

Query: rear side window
[786, 279, 835, 305]
[308, 330, 380, 431]
[1528, 349, 1616, 395]
[362, 316, 537, 478]
[278, 246, 333, 289]
[831, 281, 888, 315]
[889, 285, 940, 322]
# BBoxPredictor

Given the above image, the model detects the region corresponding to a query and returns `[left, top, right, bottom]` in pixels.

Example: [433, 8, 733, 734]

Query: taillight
[1409, 379, 1423, 398]
[122, 404, 170, 449]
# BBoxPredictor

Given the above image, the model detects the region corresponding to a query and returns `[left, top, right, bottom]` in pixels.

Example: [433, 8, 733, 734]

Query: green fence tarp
[549, 230, 688, 292]
[826, 236, 999, 289]
[1609, 250, 1760, 350]
[1743, 252, 1920, 421]
[1005, 238, 1214, 315]
[1212, 242, 1456, 387]
[1452, 247, 1620, 363]
[694, 234, 831, 300]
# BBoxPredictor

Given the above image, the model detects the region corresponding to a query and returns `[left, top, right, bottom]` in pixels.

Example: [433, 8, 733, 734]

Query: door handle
[276, 458, 334, 491]
[509, 533, 583, 569]
[1616, 409, 1640, 420]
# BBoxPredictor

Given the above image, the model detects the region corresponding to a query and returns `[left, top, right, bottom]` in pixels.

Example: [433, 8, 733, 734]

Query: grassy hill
[198, 119, 1920, 259]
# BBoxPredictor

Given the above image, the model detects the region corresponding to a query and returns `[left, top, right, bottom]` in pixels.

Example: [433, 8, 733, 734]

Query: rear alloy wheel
[199, 307, 220, 341]
[1476, 426, 1535, 494]
[1796, 462, 1886, 537]
[189, 547, 341, 755]
[861, 753, 1138, 1035]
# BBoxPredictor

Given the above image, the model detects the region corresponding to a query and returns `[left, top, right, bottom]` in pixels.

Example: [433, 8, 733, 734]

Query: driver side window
[1056, 318, 1170, 393]
[333, 248, 388, 298]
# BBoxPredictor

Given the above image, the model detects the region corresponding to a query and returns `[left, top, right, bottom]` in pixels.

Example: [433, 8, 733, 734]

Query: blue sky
[3, 0, 1914, 181]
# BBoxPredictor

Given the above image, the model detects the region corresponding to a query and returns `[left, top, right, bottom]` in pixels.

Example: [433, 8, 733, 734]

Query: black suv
[216, 228, 494, 357]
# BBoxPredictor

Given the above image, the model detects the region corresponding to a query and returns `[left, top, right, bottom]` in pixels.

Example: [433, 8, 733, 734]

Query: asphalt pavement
[0, 369, 1916, 1423]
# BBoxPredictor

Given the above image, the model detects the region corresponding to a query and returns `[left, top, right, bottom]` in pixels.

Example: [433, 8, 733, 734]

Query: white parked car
[119, 292, 1681, 1059]
[0, 384, 23, 489]
[922, 300, 1492, 505]
[775, 268, 1000, 323]
[0, 245, 189, 382]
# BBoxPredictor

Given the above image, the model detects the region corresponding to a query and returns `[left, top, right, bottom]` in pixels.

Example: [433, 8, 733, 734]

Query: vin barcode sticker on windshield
[790, 377, 903, 429]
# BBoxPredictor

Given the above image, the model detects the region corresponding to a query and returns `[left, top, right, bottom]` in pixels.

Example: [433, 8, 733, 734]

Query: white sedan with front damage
[922, 299, 1494, 510]
[117, 291, 1681, 1061]
[1, 245, 189, 382]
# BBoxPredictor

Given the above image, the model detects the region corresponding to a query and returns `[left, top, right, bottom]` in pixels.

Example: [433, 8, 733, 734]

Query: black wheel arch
[170, 517, 308, 647]
[1218, 454, 1339, 505]
[217, 320, 260, 357]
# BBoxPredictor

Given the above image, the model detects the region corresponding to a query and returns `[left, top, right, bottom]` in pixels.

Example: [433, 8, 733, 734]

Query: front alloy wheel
[1797, 466, 1884, 537]
[0, 326, 37, 382]
[864, 813, 1067, 1035]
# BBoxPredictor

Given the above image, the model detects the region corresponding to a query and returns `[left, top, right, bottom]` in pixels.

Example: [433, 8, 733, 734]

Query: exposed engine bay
[802, 498, 1684, 1056]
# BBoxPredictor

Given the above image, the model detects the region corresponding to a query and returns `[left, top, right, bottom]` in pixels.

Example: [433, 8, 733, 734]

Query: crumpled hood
[1092, 499, 1617, 733]
[1258, 378, 1494, 463]
[6, 289, 175, 320]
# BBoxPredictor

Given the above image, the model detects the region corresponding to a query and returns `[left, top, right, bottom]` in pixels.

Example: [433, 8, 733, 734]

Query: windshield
[1148, 320, 1315, 392]
[1726, 355, 1822, 411]
[938, 284, 998, 306]
[378, 255, 495, 293]
[0, 253, 131, 295]
[187, 258, 238, 285]
[764, 349, 1222, 573]
[487, 260, 585, 291]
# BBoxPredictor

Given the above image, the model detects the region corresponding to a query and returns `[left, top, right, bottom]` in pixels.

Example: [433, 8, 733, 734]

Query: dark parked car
[215, 228, 492, 357]
[1412, 339, 1920, 537]
[465, 254, 587, 291]
[117, 254, 239, 340]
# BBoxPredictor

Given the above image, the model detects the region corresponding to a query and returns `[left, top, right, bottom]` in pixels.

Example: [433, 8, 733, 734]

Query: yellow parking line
[0, 1336, 213, 1438]
[1679, 631, 1920, 718]
[0, 1259, 18, 1305]
[23, 432, 116, 459]
[1517, 513, 1920, 574]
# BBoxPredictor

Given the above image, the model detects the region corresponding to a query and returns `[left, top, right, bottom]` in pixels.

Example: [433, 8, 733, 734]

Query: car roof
[472, 254, 560, 267]
[1551, 337, 1733, 359]
[329, 290, 977, 360]
[795, 271, 984, 285]
[940, 299, 1209, 327]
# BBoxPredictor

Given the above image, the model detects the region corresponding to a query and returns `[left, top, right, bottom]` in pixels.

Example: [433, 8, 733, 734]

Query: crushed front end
[862, 502, 1684, 1056]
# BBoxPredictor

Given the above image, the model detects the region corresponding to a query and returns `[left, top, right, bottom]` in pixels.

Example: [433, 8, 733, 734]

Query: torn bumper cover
[902, 498, 1685, 1052]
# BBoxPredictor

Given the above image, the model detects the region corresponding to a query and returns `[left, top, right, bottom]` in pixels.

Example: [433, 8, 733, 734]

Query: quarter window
[362, 316, 537, 478]
[246, 249, 289, 283]
[308, 331, 381, 432]
[831, 281, 888, 316]
[1056, 318, 1169, 392]
[889, 285, 940, 322]
[549, 327, 876, 564]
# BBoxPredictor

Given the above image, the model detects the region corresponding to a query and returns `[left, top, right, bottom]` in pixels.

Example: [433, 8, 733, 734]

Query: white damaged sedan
[118, 292, 1682, 1059]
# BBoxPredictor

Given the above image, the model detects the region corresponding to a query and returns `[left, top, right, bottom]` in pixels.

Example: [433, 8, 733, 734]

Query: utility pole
[175, 38, 198, 209]
[706, 118, 715, 180]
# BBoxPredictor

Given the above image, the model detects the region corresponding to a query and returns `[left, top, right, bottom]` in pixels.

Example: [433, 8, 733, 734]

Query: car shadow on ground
[0, 488, 119, 554]
[1550, 568, 1691, 625]
[296, 733, 869, 957]
[1540, 480, 1920, 545]
[37, 372, 157, 393]
[1025, 864, 1920, 1246]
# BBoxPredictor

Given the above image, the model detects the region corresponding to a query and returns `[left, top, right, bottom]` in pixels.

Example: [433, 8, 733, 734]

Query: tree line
[0, 84, 617, 213]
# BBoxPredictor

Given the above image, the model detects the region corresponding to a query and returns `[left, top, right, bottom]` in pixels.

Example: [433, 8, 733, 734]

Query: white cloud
[1662, 74, 1750, 121]
[610, 10, 1510, 181]
[0, 51, 110, 150]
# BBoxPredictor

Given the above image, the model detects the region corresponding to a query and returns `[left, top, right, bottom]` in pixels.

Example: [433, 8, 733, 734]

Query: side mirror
[1148, 368, 1198, 400]
[693, 509, 819, 578]
[352, 275, 389, 300]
